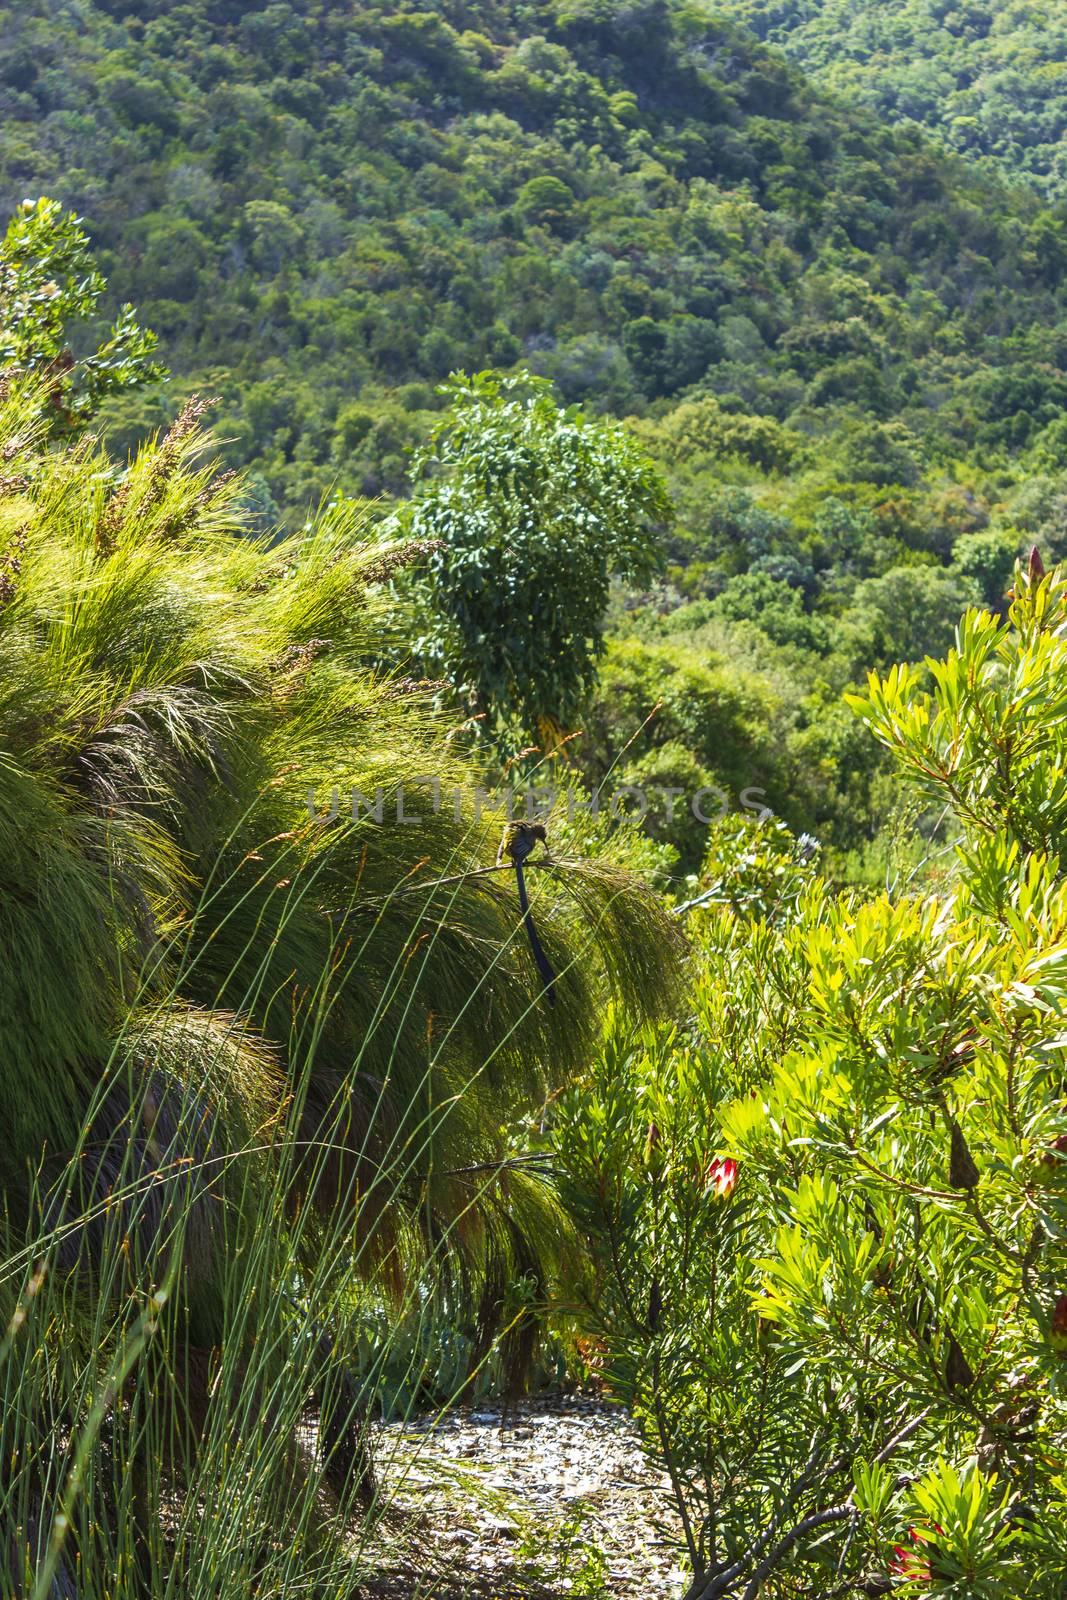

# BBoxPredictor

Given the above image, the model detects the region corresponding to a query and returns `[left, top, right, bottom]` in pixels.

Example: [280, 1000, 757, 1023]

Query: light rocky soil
[355, 1394, 689, 1598]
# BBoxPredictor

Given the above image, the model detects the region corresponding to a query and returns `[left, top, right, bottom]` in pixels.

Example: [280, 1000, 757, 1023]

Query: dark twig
[686, 1410, 930, 1600]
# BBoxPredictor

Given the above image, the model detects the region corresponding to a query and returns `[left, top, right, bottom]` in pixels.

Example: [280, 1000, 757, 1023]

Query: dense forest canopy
[725, 0, 1067, 200]
[1, 0, 1064, 510]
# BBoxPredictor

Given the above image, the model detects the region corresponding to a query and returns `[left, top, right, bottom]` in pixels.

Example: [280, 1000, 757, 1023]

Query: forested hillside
[3, 0, 1067, 870]
[1, 0, 1064, 511]
[726, 0, 1067, 200]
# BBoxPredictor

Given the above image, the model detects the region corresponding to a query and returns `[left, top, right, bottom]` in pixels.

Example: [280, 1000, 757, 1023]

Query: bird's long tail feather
[515, 863, 557, 1007]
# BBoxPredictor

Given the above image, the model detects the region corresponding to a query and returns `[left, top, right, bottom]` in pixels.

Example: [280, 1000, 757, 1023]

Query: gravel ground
[354, 1394, 689, 1598]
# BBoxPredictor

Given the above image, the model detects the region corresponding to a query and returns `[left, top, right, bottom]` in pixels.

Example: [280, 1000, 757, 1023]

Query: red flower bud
[888, 1542, 931, 1582]
[704, 1156, 738, 1200]
[888, 1525, 942, 1584]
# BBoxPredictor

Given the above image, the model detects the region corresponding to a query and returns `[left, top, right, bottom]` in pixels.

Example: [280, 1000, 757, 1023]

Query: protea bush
[0, 381, 681, 1592]
[555, 570, 1067, 1598]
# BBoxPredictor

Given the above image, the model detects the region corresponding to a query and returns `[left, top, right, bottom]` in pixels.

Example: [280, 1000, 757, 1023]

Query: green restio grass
[0, 383, 682, 1592]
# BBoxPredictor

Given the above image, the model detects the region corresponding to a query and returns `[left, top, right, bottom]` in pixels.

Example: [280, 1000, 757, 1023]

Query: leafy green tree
[243, 199, 304, 274]
[398, 371, 671, 745]
[622, 315, 670, 396]
[516, 174, 577, 233]
[841, 564, 982, 670]
[952, 526, 1021, 608]
[834, 419, 921, 488]
[0, 197, 165, 430]
[710, 570, 830, 652]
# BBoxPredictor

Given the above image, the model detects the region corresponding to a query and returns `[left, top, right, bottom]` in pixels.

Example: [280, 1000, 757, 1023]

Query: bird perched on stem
[498, 821, 557, 1006]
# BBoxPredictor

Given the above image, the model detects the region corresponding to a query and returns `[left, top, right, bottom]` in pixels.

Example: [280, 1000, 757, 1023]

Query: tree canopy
[398, 371, 670, 743]
[727, 0, 1067, 200]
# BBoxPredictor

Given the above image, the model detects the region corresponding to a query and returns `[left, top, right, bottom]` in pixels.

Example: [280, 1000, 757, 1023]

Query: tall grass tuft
[0, 383, 682, 1589]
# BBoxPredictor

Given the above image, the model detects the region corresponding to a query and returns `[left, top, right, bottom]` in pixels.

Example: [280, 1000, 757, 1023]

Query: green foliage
[579, 602, 904, 880]
[576, 632, 791, 873]
[3, 5, 1065, 878]
[516, 173, 577, 230]
[635, 395, 804, 476]
[397, 371, 669, 743]
[1, 0, 1064, 535]
[0, 197, 164, 429]
[4, 6, 1067, 1578]
[838, 564, 984, 674]
[516, 1504, 610, 1596]
[554, 570, 1067, 1595]
[849, 565, 1067, 858]
[680, 812, 821, 920]
[709, 570, 831, 653]
[0, 385, 684, 1582]
[727, 0, 1067, 200]
[953, 526, 1023, 608]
